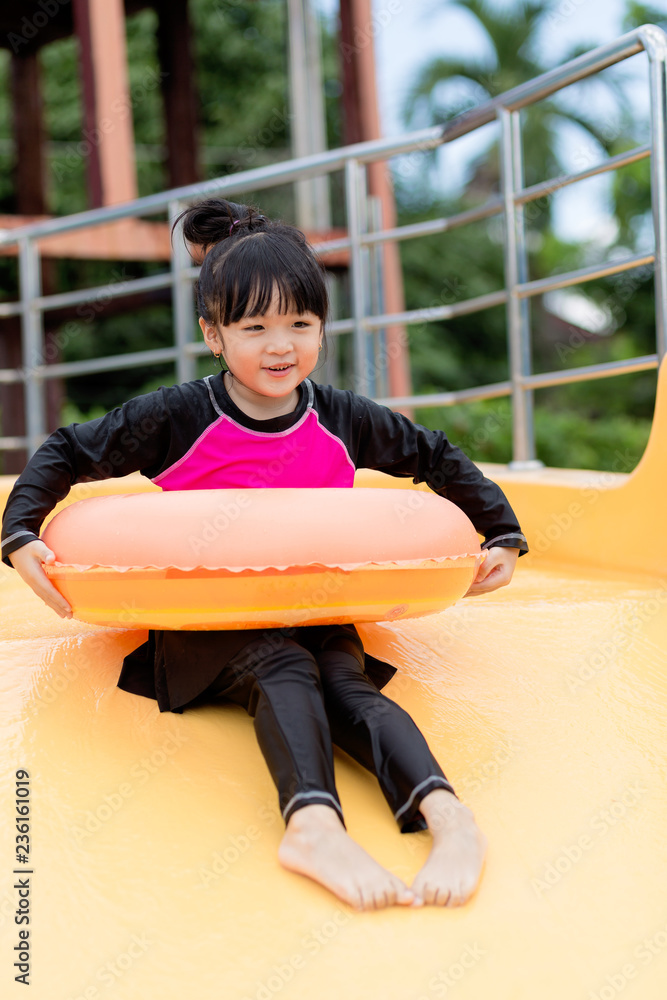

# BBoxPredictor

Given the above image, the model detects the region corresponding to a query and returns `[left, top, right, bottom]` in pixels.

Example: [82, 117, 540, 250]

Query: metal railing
[1, 24, 666, 465]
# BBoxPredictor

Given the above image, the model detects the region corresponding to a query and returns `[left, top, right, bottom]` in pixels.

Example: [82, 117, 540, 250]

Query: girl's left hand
[464, 546, 520, 596]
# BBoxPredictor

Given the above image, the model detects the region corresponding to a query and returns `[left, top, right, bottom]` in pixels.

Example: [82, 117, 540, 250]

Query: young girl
[2, 199, 528, 912]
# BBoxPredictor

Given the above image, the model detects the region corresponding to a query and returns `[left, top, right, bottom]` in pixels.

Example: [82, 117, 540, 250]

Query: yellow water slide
[2, 363, 666, 1000]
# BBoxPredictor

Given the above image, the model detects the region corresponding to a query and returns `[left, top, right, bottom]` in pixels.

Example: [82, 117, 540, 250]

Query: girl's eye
[294, 321, 310, 328]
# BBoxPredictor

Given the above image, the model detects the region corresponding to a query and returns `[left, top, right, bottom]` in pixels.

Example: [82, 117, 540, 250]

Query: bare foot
[411, 790, 487, 906]
[278, 804, 417, 911]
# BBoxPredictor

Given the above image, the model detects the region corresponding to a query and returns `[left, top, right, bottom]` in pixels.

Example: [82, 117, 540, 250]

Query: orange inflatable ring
[42, 488, 484, 630]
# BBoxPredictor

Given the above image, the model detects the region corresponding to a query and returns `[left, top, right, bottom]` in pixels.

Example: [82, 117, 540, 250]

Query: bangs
[206, 232, 328, 326]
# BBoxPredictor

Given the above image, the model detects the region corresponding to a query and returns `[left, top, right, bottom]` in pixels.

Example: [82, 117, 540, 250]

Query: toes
[372, 888, 388, 910]
[396, 886, 417, 906]
[416, 881, 437, 905]
[348, 887, 365, 911]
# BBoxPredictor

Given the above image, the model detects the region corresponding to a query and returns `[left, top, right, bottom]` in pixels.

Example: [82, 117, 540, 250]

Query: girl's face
[199, 295, 323, 404]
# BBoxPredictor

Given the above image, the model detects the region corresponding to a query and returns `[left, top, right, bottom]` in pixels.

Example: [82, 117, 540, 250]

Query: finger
[25, 561, 73, 617]
[465, 564, 510, 596]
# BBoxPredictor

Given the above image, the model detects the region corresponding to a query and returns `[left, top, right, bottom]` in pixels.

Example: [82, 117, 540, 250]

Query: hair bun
[229, 211, 268, 237]
[172, 198, 262, 253]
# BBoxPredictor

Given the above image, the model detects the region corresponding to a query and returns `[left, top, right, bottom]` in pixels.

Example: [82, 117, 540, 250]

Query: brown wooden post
[339, 0, 412, 406]
[10, 52, 47, 216]
[72, 0, 138, 207]
[156, 0, 200, 188]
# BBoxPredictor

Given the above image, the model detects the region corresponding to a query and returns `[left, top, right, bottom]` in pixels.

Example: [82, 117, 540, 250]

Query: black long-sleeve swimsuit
[2, 374, 528, 711]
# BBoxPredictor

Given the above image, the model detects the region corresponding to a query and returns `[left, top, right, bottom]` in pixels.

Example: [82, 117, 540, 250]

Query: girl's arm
[2, 386, 174, 570]
[350, 392, 528, 565]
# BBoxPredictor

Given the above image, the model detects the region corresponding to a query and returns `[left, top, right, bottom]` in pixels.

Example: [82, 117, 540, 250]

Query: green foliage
[396, 0, 660, 471]
[415, 393, 652, 472]
[403, 0, 631, 197]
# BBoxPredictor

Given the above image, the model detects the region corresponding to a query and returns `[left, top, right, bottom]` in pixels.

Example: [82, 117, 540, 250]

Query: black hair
[172, 198, 329, 329]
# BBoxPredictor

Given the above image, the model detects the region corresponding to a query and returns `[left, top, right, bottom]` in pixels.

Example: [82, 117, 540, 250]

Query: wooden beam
[0, 218, 350, 265]
[9, 50, 47, 214]
[156, 0, 200, 188]
[72, 0, 138, 207]
[287, 0, 331, 230]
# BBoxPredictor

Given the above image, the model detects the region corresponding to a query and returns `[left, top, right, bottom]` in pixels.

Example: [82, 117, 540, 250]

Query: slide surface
[2, 363, 666, 1000]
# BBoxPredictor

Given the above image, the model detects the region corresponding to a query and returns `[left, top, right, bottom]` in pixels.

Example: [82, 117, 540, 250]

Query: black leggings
[188, 626, 455, 831]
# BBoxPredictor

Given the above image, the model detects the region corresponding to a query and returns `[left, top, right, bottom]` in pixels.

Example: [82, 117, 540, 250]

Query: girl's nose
[267, 333, 294, 353]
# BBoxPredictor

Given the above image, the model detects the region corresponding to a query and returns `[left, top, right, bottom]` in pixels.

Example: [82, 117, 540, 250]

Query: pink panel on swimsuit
[153, 409, 355, 491]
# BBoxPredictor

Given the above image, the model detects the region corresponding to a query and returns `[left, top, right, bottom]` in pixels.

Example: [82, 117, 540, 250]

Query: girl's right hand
[8, 540, 73, 619]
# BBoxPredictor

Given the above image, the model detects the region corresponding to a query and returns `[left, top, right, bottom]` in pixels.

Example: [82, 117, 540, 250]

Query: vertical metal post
[169, 200, 196, 385]
[287, 0, 331, 231]
[500, 108, 541, 467]
[322, 270, 339, 387]
[646, 34, 667, 360]
[345, 157, 369, 394]
[368, 195, 387, 398]
[19, 236, 46, 457]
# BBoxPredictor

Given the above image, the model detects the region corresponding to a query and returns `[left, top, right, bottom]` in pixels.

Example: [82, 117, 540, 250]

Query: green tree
[395, 0, 656, 469]
[403, 0, 631, 197]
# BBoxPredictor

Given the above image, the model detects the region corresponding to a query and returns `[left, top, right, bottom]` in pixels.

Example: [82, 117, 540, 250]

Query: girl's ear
[199, 317, 222, 355]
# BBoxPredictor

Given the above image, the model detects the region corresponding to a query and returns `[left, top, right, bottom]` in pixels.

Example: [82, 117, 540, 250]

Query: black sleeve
[1, 387, 173, 565]
[353, 394, 528, 553]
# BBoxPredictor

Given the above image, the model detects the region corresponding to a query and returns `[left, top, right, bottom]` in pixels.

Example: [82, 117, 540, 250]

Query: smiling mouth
[265, 364, 294, 371]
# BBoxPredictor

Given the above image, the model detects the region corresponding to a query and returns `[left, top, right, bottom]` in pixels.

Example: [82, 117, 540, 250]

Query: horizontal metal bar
[520, 354, 658, 390]
[1, 272, 175, 319]
[374, 353, 658, 411]
[326, 318, 355, 336]
[360, 198, 504, 248]
[375, 380, 512, 410]
[515, 144, 652, 207]
[517, 253, 654, 298]
[440, 27, 657, 144]
[35, 271, 174, 313]
[32, 346, 180, 380]
[0, 27, 662, 258]
[0, 127, 445, 247]
[0, 300, 22, 318]
[310, 236, 352, 254]
[0, 368, 23, 384]
[362, 290, 508, 332]
[0, 436, 29, 450]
